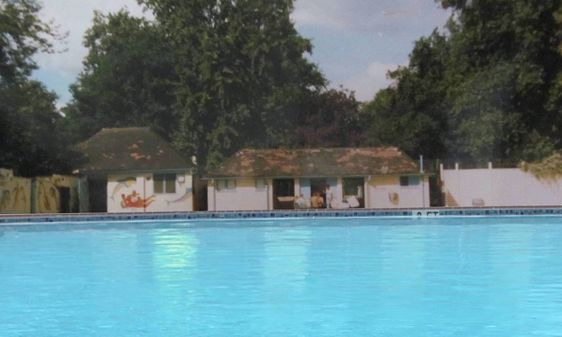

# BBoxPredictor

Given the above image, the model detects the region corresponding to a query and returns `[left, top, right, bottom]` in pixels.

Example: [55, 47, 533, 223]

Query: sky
[32, 0, 450, 106]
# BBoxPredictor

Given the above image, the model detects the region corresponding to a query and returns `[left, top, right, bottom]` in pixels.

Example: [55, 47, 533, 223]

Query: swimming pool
[1, 216, 561, 336]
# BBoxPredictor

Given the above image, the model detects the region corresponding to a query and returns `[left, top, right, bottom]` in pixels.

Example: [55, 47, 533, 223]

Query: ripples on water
[0, 217, 561, 336]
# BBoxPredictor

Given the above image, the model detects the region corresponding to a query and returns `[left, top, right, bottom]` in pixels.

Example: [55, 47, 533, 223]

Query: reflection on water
[263, 227, 310, 292]
[1, 218, 562, 337]
[152, 230, 198, 276]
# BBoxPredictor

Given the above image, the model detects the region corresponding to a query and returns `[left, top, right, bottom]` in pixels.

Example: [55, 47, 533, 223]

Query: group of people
[294, 185, 333, 209]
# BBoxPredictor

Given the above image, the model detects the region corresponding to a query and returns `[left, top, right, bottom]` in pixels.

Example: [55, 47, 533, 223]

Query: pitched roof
[74, 127, 189, 174]
[208, 147, 421, 178]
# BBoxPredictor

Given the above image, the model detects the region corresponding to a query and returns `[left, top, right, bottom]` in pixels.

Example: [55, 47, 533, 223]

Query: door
[88, 178, 107, 213]
[59, 187, 70, 213]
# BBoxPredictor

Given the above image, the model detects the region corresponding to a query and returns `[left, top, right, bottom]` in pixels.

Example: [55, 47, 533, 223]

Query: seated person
[294, 194, 307, 209]
[310, 192, 324, 208]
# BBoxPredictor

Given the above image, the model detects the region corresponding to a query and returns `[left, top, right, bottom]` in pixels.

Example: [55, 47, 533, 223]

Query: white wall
[208, 175, 430, 211]
[366, 175, 429, 208]
[208, 178, 271, 211]
[442, 167, 562, 207]
[107, 172, 193, 213]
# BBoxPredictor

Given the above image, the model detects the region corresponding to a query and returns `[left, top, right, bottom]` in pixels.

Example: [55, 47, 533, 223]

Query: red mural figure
[120, 190, 155, 208]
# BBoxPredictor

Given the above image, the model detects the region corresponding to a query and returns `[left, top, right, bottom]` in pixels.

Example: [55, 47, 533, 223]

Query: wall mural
[166, 188, 192, 205]
[38, 179, 59, 213]
[120, 190, 155, 209]
[110, 177, 137, 200]
[0, 177, 30, 213]
[35, 175, 78, 213]
[0, 188, 9, 210]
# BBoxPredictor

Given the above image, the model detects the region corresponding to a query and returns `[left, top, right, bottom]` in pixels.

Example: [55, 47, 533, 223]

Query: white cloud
[291, 1, 347, 29]
[293, 0, 446, 32]
[341, 61, 402, 101]
[31, 0, 448, 106]
[32, 0, 150, 100]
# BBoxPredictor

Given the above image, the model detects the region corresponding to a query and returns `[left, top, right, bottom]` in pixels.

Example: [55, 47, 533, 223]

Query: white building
[207, 147, 429, 211]
[74, 127, 194, 213]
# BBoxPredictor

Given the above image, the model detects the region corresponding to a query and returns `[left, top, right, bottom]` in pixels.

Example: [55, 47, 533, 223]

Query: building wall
[442, 166, 562, 207]
[34, 175, 78, 213]
[0, 169, 31, 214]
[1, 169, 78, 214]
[208, 175, 429, 211]
[366, 175, 429, 208]
[107, 172, 193, 213]
[208, 178, 271, 211]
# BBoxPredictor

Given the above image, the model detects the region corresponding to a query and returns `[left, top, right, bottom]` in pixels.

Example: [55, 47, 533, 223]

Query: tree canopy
[363, 0, 562, 164]
[0, 0, 73, 176]
[295, 88, 363, 148]
[138, 0, 325, 169]
[64, 0, 327, 170]
[4, 0, 562, 176]
[63, 11, 178, 142]
[0, 0, 56, 82]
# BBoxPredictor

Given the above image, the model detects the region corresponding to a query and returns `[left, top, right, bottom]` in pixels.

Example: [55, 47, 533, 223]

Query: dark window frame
[154, 173, 177, 194]
[400, 175, 421, 187]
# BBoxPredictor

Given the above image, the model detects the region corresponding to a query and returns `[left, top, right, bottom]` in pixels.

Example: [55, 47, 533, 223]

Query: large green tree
[139, 0, 325, 169]
[0, 0, 72, 176]
[0, 81, 72, 176]
[443, 0, 561, 162]
[63, 11, 178, 142]
[363, 0, 562, 164]
[363, 31, 450, 159]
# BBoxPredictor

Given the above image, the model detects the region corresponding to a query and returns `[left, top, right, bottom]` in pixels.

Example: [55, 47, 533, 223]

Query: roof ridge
[238, 146, 399, 153]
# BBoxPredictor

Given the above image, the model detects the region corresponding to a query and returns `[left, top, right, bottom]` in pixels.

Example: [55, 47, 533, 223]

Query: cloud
[32, 0, 150, 103]
[341, 62, 402, 101]
[30, 0, 448, 106]
[291, 1, 347, 29]
[293, 0, 449, 34]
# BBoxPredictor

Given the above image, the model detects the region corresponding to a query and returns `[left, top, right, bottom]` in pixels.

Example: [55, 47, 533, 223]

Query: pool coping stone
[1, 206, 562, 225]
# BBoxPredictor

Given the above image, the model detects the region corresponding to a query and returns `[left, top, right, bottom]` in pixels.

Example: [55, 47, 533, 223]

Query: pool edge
[1, 206, 562, 225]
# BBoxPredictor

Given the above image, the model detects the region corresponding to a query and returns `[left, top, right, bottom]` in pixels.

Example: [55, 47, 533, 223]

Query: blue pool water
[1, 216, 562, 336]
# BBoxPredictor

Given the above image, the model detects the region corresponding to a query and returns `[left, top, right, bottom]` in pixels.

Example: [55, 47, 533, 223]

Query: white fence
[441, 163, 562, 207]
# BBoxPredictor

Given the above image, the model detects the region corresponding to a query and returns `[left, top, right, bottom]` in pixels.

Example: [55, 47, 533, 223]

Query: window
[273, 179, 294, 197]
[343, 177, 364, 196]
[255, 178, 266, 190]
[154, 174, 176, 193]
[216, 179, 236, 191]
[400, 176, 420, 187]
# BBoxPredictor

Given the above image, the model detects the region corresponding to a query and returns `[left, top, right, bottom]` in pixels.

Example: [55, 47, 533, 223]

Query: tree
[138, 0, 325, 169]
[0, 81, 74, 176]
[295, 88, 362, 148]
[363, 31, 450, 159]
[0, 0, 57, 83]
[63, 11, 178, 142]
[0, 0, 72, 176]
[363, 0, 562, 163]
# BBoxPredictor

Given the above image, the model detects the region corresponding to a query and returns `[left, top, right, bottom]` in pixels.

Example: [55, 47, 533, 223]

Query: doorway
[88, 178, 107, 212]
[59, 187, 70, 213]
[273, 178, 294, 209]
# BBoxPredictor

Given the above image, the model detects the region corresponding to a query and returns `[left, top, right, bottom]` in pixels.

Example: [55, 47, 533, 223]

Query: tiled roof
[208, 147, 421, 178]
[74, 127, 189, 174]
